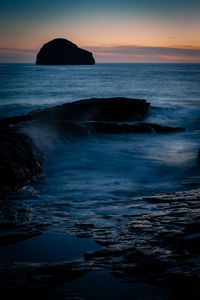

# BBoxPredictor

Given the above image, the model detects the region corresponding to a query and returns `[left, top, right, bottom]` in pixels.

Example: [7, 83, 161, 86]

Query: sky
[0, 0, 200, 63]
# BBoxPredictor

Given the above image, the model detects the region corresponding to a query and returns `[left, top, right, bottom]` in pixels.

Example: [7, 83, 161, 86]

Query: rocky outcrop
[0, 126, 43, 197]
[1, 188, 200, 299]
[0, 97, 150, 125]
[0, 97, 185, 196]
[36, 38, 95, 65]
[0, 97, 150, 196]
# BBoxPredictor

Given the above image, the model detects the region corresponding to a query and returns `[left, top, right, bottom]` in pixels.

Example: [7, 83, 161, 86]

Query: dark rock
[0, 200, 49, 245]
[31, 97, 150, 122]
[36, 38, 95, 65]
[83, 188, 200, 300]
[0, 98, 184, 196]
[0, 97, 150, 195]
[85, 122, 185, 134]
[20, 120, 184, 137]
[0, 126, 43, 197]
[0, 97, 150, 126]
[141, 123, 185, 133]
[0, 260, 89, 300]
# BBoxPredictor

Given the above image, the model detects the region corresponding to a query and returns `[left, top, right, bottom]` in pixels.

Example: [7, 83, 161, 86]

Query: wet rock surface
[0, 126, 43, 197]
[0, 200, 49, 245]
[0, 260, 90, 300]
[82, 189, 200, 300]
[0, 97, 150, 125]
[36, 38, 95, 65]
[85, 121, 185, 134]
[0, 188, 199, 299]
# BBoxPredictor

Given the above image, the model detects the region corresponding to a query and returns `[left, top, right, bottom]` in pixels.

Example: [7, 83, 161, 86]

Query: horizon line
[1, 44, 200, 63]
[1, 62, 200, 64]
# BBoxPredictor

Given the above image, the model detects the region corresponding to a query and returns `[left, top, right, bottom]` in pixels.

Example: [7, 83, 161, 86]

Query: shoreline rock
[0, 97, 150, 126]
[0, 188, 199, 299]
[85, 121, 185, 134]
[0, 97, 185, 196]
[0, 126, 43, 197]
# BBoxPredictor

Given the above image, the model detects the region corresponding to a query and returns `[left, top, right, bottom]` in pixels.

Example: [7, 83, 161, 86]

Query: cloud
[0, 48, 37, 55]
[159, 55, 200, 62]
[1, 45, 200, 63]
[0, 48, 37, 62]
[85, 45, 200, 62]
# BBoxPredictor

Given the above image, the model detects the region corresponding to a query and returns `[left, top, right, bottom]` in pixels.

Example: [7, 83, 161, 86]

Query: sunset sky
[0, 0, 200, 63]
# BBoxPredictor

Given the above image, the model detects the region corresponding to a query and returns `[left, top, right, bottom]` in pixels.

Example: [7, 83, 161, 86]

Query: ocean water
[1, 62, 200, 206]
[0, 63, 200, 262]
[0, 63, 200, 298]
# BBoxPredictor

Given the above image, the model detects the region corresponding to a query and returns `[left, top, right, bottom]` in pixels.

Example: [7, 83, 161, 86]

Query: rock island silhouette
[36, 38, 95, 65]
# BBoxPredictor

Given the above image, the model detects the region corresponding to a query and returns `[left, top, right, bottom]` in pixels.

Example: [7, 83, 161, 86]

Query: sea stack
[36, 38, 95, 65]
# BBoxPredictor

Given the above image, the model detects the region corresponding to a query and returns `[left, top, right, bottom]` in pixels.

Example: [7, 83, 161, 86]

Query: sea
[0, 63, 200, 196]
[0, 63, 200, 299]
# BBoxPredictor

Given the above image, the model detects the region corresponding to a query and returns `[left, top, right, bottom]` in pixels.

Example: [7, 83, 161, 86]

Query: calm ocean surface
[0, 62, 200, 232]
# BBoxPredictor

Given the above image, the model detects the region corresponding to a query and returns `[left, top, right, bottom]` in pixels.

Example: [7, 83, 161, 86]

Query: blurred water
[0, 63, 200, 227]
[0, 63, 200, 300]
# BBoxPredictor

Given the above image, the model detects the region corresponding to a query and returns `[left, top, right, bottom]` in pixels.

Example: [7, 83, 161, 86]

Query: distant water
[0, 63, 200, 120]
[0, 62, 200, 225]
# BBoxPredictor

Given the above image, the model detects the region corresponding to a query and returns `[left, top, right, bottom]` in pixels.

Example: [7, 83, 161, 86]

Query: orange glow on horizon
[159, 55, 200, 62]
[0, 11, 200, 63]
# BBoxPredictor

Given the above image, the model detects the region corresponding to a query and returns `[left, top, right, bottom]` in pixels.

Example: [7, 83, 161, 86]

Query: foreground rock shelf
[0, 188, 200, 299]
